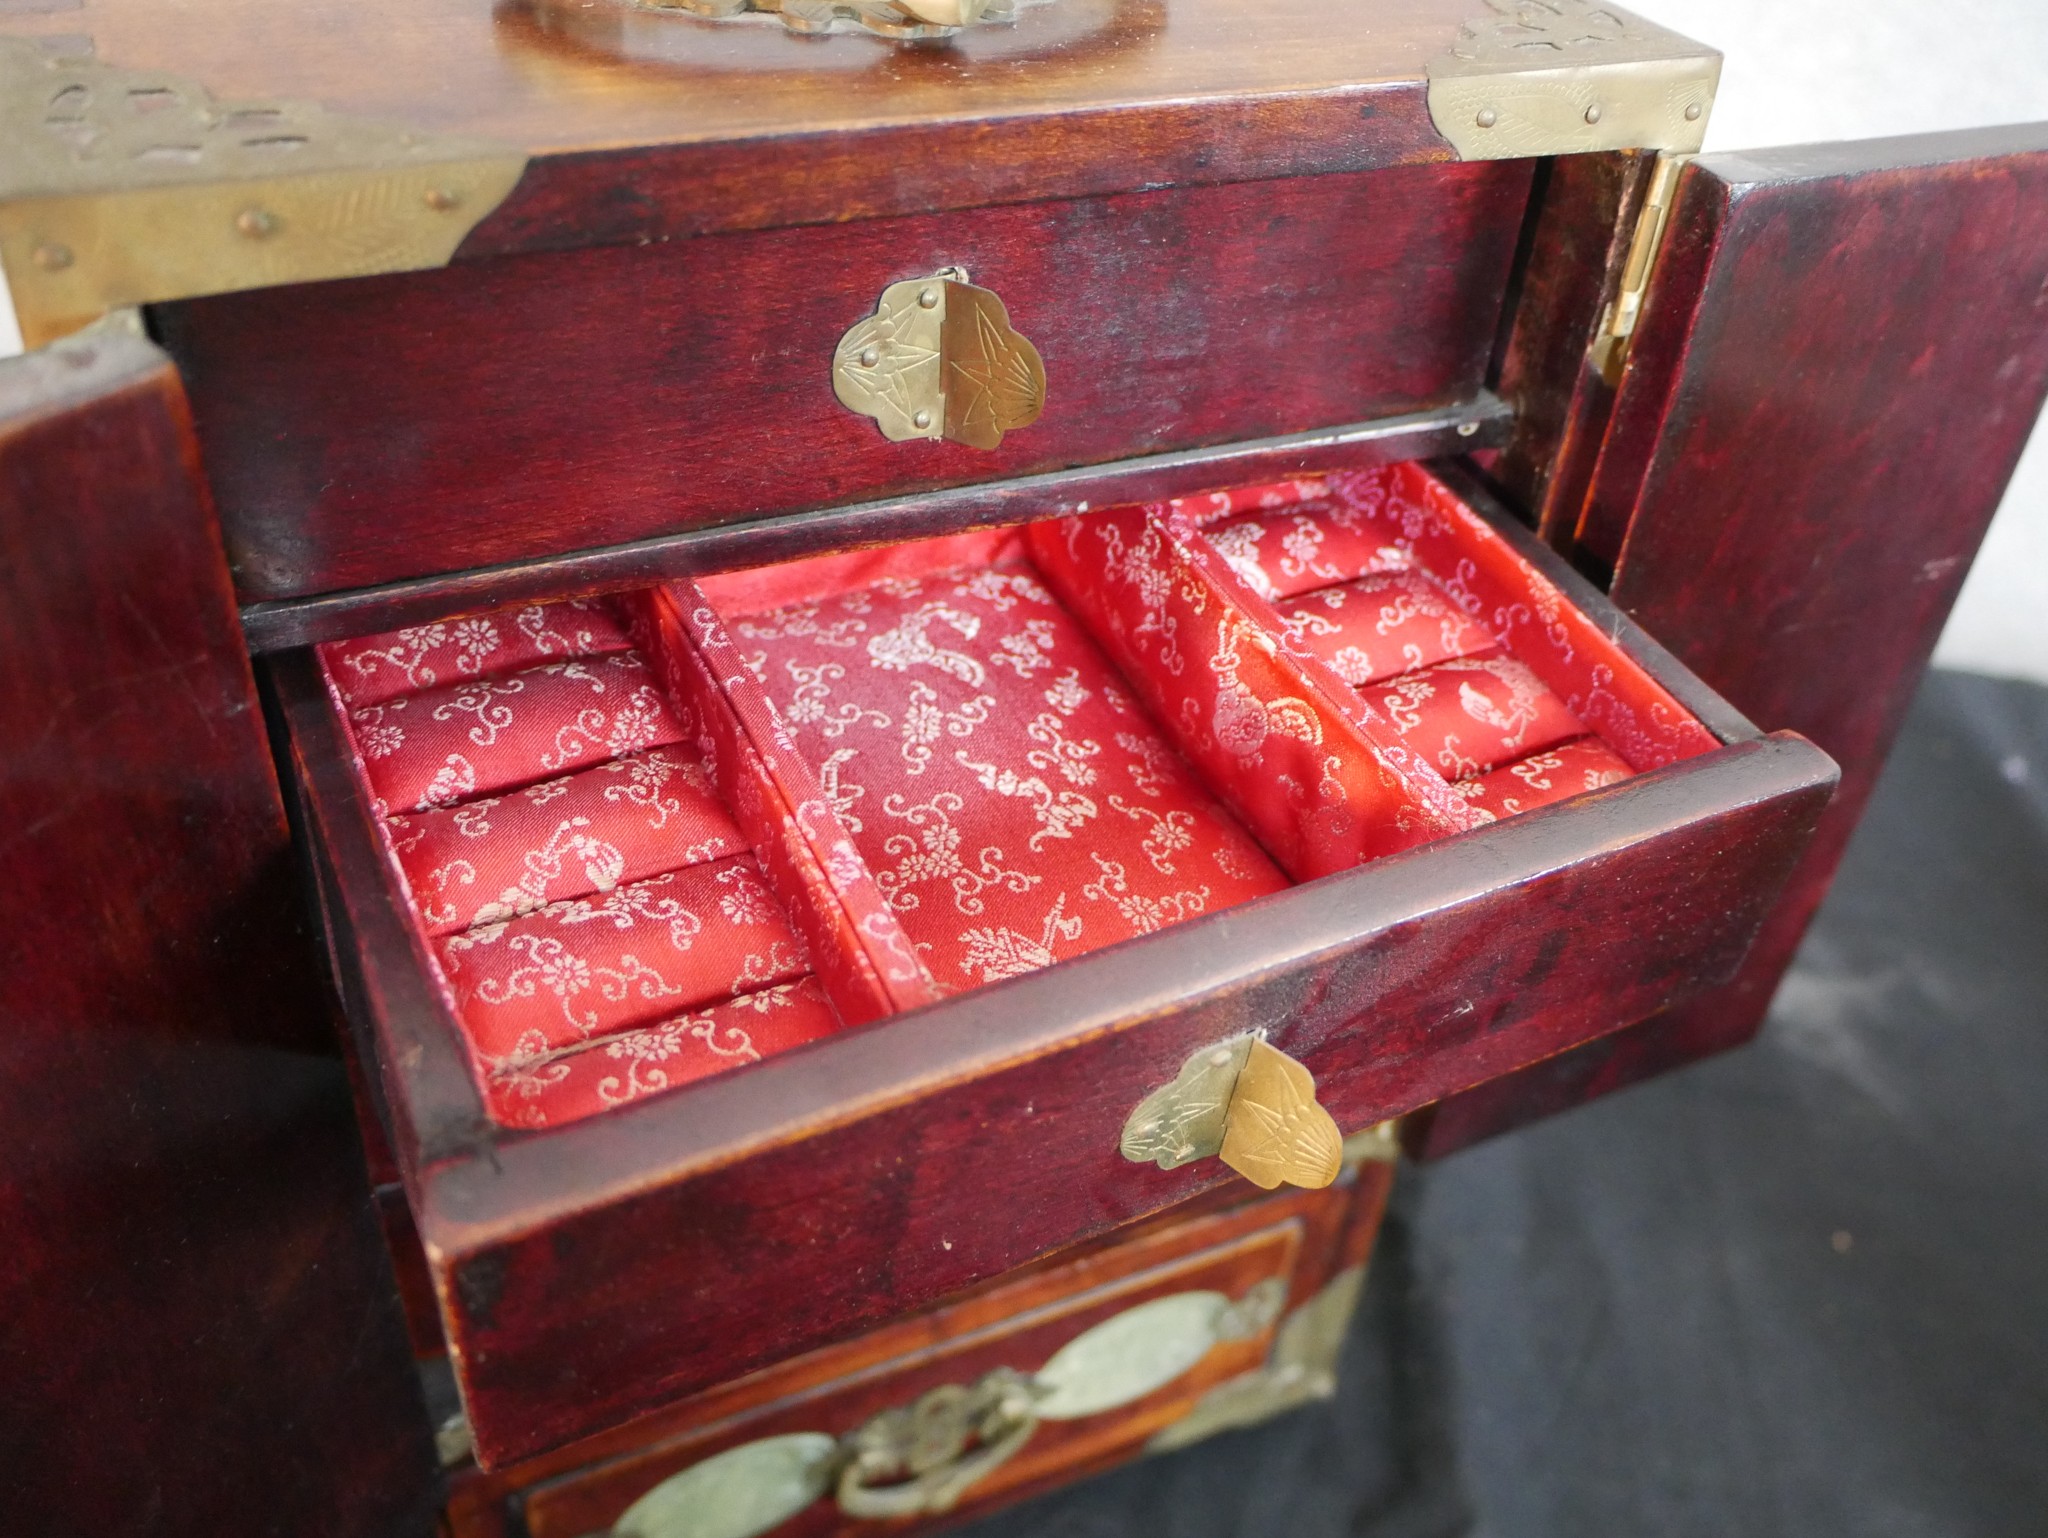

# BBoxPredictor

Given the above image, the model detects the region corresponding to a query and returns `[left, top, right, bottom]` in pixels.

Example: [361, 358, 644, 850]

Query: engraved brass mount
[1121, 1036, 1344, 1191]
[0, 39, 526, 348]
[833, 268, 1046, 450]
[601, 1280, 1287, 1536]
[1426, 0, 1719, 162]
[633, 0, 1025, 39]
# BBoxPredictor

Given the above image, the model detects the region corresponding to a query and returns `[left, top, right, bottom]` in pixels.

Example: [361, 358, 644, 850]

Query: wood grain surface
[439, 1172, 1389, 1538]
[1410, 124, 2048, 1157]
[0, 327, 438, 1535]
[160, 159, 1533, 602]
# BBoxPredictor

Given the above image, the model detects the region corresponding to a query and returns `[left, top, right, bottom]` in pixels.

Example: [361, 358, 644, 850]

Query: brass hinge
[1427, 1, 1718, 162]
[0, 40, 527, 349]
[1590, 151, 1690, 384]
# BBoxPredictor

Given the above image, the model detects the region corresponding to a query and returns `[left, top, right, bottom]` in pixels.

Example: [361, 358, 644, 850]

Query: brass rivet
[1457, 421, 1481, 438]
[31, 241, 73, 271]
[912, 408, 933, 430]
[1583, 103, 1603, 125]
[859, 346, 880, 368]
[918, 286, 940, 308]
[1475, 107, 1498, 129]
[235, 206, 280, 239]
[1684, 102, 1704, 122]
[424, 187, 462, 212]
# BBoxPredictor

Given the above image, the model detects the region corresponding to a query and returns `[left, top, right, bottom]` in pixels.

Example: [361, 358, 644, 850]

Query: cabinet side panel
[0, 330, 437, 1534]
[1413, 126, 2048, 1156]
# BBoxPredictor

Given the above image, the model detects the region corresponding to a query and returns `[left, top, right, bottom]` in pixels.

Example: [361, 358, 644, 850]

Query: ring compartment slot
[1026, 502, 1483, 883]
[1158, 462, 1721, 830]
[315, 598, 929, 1131]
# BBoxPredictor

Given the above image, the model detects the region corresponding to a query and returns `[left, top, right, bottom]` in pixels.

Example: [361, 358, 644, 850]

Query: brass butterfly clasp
[833, 268, 1046, 451]
[1121, 1035, 1345, 1191]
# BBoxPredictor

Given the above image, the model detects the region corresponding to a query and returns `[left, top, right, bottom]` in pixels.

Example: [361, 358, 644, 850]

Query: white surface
[1627, 0, 2048, 682]
[0, 266, 21, 359]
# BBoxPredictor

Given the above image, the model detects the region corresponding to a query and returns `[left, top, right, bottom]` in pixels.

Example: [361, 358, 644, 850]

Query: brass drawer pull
[833, 267, 1046, 450]
[1121, 1036, 1343, 1191]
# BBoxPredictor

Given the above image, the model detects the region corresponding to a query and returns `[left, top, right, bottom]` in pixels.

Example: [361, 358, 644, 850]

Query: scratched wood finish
[157, 160, 1533, 602]
[1488, 149, 1656, 543]
[1409, 124, 2048, 1158]
[0, 329, 438, 1535]
[236, 398, 1514, 653]
[0, 0, 1493, 258]
[282, 589, 1832, 1464]
[441, 1173, 1390, 1538]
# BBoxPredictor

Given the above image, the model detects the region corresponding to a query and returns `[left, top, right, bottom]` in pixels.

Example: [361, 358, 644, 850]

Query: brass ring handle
[834, 1369, 1042, 1519]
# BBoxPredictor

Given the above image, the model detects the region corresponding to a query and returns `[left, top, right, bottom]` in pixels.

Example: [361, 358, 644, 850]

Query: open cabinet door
[1414, 123, 2048, 1155]
[0, 322, 438, 1533]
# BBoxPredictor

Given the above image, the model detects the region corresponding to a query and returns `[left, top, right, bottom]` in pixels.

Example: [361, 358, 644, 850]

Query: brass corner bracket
[833, 268, 1046, 451]
[0, 39, 527, 348]
[1426, 0, 1720, 162]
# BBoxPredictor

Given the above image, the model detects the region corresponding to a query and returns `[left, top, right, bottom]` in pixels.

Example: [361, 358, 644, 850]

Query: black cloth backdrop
[960, 669, 2048, 1538]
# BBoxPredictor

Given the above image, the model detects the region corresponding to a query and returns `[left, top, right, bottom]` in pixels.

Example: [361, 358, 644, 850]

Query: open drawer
[277, 459, 1836, 1466]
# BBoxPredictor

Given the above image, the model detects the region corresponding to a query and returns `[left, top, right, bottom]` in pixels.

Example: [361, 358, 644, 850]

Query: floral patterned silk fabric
[483, 977, 840, 1130]
[1454, 738, 1634, 822]
[386, 748, 747, 936]
[712, 537, 1291, 992]
[438, 854, 810, 1065]
[324, 597, 631, 708]
[1172, 462, 1720, 826]
[1358, 654, 1588, 780]
[350, 651, 687, 813]
[1273, 570, 1497, 688]
[320, 605, 860, 1132]
[317, 462, 1720, 1133]
[1201, 496, 1413, 602]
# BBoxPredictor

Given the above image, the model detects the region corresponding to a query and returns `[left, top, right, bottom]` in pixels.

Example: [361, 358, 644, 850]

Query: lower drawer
[441, 1168, 1391, 1538]
[280, 457, 1835, 1465]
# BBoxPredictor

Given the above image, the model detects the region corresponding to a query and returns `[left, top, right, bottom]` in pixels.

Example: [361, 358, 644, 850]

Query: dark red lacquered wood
[1409, 124, 2048, 1158]
[155, 160, 1533, 602]
[465, 83, 1453, 262]
[0, 327, 438, 1534]
[237, 396, 1512, 653]
[1488, 149, 1656, 542]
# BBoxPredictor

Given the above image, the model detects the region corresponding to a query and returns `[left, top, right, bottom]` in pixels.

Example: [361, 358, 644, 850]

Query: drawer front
[158, 160, 1531, 602]
[443, 1174, 1385, 1538]
[279, 465, 1835, 1467]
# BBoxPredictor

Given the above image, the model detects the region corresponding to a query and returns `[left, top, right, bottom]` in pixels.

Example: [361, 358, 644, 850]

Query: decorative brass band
[833, 268, 1046, 451]
[0, 40, 527, 348]
[1121, 1036, 1343, 1191]
[634, 0, 1023, 40]
[601, 1280, 1287, 1537]
[1426, 0, 1719, 162]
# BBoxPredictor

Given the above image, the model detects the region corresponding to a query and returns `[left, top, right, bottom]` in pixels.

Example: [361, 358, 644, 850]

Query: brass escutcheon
[1122, 1036, 1343, 1191]
[833, 267, 1046, 450]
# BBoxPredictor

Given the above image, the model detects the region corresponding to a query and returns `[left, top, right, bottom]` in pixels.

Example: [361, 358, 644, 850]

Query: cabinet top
[1, 0, 1717, 343]
[0, 0, 1717, 160]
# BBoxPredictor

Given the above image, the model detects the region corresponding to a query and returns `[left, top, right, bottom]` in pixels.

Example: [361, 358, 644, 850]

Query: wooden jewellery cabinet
[4, 2, 2047, 1533]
